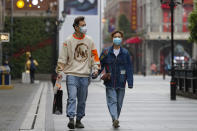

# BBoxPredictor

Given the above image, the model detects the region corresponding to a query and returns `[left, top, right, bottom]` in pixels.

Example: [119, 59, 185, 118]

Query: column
[146, 40, 152, 75]
[0, 0, 3, 65]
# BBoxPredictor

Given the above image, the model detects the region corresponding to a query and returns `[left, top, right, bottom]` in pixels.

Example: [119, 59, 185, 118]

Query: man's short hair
[73, 16, 85, 28]
[111, 30, 124, 38]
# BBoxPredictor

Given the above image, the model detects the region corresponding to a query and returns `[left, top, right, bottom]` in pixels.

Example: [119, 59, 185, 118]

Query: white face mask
[79, 26, 87, 34]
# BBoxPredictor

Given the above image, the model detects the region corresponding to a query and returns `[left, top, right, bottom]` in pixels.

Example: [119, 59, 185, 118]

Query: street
[1, 76, 197, 131]
[1, 0, 197, 130]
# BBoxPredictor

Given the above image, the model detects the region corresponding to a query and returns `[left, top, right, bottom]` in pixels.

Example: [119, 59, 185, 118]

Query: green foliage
[118, 14, 134, 39]
[3, 17, 56, 78]
[188, 9, 197, 44]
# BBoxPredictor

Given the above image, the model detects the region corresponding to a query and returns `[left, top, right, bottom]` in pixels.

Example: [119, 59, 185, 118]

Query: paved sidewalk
[0, 81, 40, 131]
[51, 76, 197, 131]
[12, 76, 197, 131]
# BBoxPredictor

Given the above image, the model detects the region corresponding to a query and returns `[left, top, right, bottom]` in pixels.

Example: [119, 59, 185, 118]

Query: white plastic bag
[22, 72, 30, 83]
[53, 78, 62, 94]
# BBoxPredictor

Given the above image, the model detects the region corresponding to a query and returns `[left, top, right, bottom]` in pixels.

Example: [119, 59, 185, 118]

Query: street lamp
[160, 0, 184, 100]
[45, 5, 66, 86]
[45, 7, 66, 76]
[56, 10, 66, 30]
[46, 8, 66, 30]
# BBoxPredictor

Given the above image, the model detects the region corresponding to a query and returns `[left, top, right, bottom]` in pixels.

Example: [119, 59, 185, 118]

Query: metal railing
[174, 62, 197, 98]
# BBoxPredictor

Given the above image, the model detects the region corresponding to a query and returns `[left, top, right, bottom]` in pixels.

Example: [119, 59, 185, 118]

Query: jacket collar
[109, 45, 123, 55]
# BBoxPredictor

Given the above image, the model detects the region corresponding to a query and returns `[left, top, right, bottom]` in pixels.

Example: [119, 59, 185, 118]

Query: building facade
[137, 0, 193, 75]
[104, 0, 131, 33]
[5, 0, 57, 17]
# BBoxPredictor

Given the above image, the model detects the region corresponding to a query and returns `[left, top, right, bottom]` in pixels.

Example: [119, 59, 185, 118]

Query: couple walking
[56, 16, 133, 129]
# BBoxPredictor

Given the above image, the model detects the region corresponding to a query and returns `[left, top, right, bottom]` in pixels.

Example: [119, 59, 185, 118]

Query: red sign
[131, 0, 137, 31]
[161, 3, 177, 9]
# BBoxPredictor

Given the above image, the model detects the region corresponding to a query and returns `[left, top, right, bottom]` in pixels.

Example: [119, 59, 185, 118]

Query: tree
[188, 9, 197, 44]
[118, 14, 134, 39]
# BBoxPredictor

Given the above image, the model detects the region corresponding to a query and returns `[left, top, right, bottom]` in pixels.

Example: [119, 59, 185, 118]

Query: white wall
[58, 0, 101, 55]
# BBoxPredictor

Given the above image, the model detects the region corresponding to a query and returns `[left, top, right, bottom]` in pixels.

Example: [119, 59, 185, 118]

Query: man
[56, 16, 100, 129]
[99, 30, 133, 128]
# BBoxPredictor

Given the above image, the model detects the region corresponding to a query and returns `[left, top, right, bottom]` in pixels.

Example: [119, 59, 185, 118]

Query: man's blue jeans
[106, 88, 125, 120]
[66, 75, 89, 119]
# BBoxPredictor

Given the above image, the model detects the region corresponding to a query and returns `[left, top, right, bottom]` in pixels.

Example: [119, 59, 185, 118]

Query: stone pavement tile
[52, 76, 197, 131]
[45, 82, 55, 131]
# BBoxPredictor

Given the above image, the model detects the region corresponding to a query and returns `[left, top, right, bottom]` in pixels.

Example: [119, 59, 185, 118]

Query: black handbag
[53, 90, 63, 114]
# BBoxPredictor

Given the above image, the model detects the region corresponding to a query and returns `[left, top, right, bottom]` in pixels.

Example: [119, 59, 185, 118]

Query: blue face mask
[113, 38, 122, 46]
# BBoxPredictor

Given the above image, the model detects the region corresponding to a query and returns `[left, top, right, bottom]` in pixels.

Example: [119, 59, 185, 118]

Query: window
[163, 9, 171, 32]
[182, 5, 193, 32]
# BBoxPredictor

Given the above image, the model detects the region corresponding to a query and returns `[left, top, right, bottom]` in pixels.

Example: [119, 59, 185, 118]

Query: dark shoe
[67, 118, 75, 129]
[76, 0, 97, 11]
[75, 119, 84, 128]
[54, 110, 61, 115]
[113, 120, 120, 128]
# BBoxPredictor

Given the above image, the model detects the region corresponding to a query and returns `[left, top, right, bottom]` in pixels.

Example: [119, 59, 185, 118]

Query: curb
[0, 85, 14, 89]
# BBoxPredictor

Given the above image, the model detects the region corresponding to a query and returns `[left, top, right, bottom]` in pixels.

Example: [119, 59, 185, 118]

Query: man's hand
[92, 71, 98, 79]
[101, 73, 111, 81]
[128, 86, 133, 89]
[57, 74, 62, 80]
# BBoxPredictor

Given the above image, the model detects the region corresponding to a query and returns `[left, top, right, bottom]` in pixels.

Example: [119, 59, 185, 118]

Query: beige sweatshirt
[56, 34, 100, 77]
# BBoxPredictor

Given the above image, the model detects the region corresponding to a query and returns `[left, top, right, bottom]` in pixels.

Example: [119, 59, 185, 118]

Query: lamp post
[160, 0, 184, 100]
[45, 7, 66, 74]
[0, 0, 4, 65]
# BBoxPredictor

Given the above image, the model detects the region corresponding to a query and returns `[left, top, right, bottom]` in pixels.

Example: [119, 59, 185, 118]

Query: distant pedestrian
[150, 63, 157, 75]
[26, 56, 38, 83]
[163, 64, 167, 80]
[56, 16, 100, 129]
[143, 65, 146, 77]
[3, 60, 9, 66]
[99, 30, 133, 128]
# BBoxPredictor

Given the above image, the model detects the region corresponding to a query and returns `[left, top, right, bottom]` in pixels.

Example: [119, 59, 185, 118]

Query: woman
[99, 31, 133, 128]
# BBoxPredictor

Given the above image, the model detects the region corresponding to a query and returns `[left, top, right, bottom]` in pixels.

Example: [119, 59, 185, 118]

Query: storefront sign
[131, 0, 137, 31]
[0, 33, 9, 42]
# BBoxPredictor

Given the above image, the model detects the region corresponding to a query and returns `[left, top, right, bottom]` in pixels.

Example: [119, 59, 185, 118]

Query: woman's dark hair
[73, 16, 85, 28]
[111, 30, 124, 38]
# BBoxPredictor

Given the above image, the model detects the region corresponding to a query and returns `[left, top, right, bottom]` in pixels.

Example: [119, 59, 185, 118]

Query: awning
[125, 37, 142, 44]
